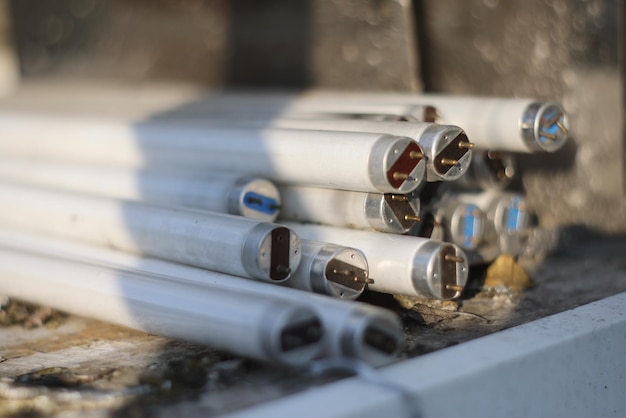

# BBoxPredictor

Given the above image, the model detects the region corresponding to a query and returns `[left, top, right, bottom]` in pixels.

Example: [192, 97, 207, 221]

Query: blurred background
[1, 0, 622, 233]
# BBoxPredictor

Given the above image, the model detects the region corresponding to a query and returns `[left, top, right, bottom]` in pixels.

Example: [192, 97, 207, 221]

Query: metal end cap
[521, 102, 569, 152]
[242, 223, 301, 282]
[449, 203, 486, 251]
[229, 176, 281, 222]
[308, 242, 368, 299]
[426, 124, 473, 182]
[365, 193, 420, 234]
[369, 135, 427, 194]
[339, 304, 402, 367]
[261, 304, 323, 366]
[320, 246, 369, 299]
[411, 241, 468, 299]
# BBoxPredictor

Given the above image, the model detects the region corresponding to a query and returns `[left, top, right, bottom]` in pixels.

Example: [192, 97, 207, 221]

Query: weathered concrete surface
[2, 229, 625, 417]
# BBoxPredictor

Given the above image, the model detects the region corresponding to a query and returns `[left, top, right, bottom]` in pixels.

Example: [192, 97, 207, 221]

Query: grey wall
[6, 0, 625, 231]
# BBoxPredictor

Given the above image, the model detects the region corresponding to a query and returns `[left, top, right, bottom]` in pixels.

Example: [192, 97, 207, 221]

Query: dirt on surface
[1, 228, 626, 417]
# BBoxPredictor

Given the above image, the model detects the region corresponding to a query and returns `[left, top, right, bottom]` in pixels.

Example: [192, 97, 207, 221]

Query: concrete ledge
[227, 292, 626, 418]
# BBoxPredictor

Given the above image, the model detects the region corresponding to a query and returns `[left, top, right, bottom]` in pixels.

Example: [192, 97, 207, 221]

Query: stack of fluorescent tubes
[0, 87, 569, 367]
[184, 90, 567, 264]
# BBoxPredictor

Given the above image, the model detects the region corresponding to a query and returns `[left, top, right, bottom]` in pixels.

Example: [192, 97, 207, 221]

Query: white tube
[272, 104, 440, 123]
[284, 240, 369, 300]
[0, 158, 281, 221]
[0, 229, 402, 367]
[268, 118, 469, 182]
[0, 245, 322, 366]
[278, 185, 420, 234]
[1, 88, 568, 152]
[172, 91, 568, 153]
[129, 90, 568, 153]
[274, 102, 440, 123]
[282, 222, 469, 300]
[290, 92, 570, 153]
[0, 181, 301, 282]
[0, 110, 424, 194]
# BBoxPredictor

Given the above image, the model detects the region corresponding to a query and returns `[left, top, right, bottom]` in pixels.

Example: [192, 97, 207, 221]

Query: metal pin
[458, 142, 475, 149]
[543, 112, 562, 128]
[409, 151, 424, 159]
[353, 276, 374, 284]
[444, 254, 465, 263]
[332, 269, 356, 277]
[556, 120, 568, 134]
[275, 265, 291, 274]
[339, 274, 372, 284]
[404, 215, 421, 222]
[440, 158, 458, 166]
[391, 195, 409, 202]
[445, 284, 465, 292]
[540, 132, 558, 140]
[393, 172, 409, 181]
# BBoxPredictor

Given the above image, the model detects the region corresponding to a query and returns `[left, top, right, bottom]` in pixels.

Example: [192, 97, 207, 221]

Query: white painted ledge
[226, 292, 626, 418]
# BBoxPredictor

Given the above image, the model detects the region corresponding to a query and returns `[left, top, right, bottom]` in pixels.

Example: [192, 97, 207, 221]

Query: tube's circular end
[492, 194, 531, 236]
[424, 124, 473, 182]
[449, 203, 485, 251]
[369, 135, 427, 194]
[339, 305, 402, 367]
[242, 223, 301, 282]
[412, 241, 468, 299]
[365, 193, 421, 234]
[321, 246, 369, 299]
[230, 177, 281, 222]
[521, 102, 569, 152]
[261, 304, 323, 366]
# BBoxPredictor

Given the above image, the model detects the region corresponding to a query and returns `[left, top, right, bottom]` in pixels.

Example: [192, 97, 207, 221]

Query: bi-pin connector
[439, 245, 468, 299]
[452, 151, 516, 191]
[423, 125, 474, 182]
[411, 241, 469, 300]
[283, 240, 370, 300]
[521, 102, 569, 152]
[375, 193, 421, 234]
[285, 222, 469, 300]
[379, 138, 427, 193]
